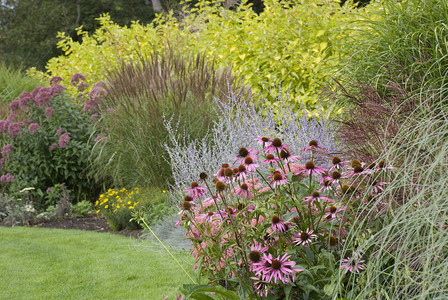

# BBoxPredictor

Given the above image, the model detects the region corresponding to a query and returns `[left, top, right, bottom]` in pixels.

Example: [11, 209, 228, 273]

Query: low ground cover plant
[176, 137, 395, 298]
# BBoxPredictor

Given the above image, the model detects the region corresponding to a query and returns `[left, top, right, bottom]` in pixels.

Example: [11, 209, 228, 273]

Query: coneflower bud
[272, 138, 282, 147]
[341, 184, 350, 194]
[222, 163, 229, 168]
[332, 156, 341, 165]
[305, 161, 315, 170]
[191, 182, 199, 188]
[238, 164, 246, 173]
[199, 172, 208, 180]
[238, 147, 249, 157]
[184, 196, 193, 202]
[215, 181, 226, 192]
[309, 140, 318, 147]
[326, 235, 337, 247]
[378, 160, 386, 169]
[262, 137, 270, 142]
[224, 167, 234, 177]
[182, 201, 192, 211]
[351, 159, 361, 168]
[244, 156, 253, 164]
[280, 149, 290, 159]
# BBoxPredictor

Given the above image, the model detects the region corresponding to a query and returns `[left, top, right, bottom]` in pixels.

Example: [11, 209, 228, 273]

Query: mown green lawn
[0, 226, 194, 299]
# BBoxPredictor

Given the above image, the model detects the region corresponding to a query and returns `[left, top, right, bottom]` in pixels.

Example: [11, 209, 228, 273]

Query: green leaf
[182, 284, 240, 300]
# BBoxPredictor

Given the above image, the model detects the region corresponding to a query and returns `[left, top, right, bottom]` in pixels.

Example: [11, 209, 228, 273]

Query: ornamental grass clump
[0, 74, 104, 209]
[175, 137, 396, 298]
[91, 48, 246, 188]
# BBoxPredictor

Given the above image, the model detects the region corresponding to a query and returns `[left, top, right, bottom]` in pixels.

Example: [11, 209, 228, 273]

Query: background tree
[0, 0, 155, 70]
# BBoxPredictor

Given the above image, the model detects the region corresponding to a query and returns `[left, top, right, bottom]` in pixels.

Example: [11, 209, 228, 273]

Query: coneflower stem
[140, 218, 197, 284]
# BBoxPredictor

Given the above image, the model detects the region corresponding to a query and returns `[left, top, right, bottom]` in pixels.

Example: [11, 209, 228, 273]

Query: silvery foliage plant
[164, 87, 340, 203]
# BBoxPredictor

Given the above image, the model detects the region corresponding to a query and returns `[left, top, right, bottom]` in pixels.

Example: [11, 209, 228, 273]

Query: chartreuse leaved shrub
[0, 74, 103, 209]
[44, 0, 376, 114]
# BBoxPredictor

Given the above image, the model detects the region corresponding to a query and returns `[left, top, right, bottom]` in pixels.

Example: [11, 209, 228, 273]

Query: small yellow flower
[105, 205, 108, 209]
[163, 190, 166, 193]
[96, 210, 100, 214]
[128, 201, 131, 205]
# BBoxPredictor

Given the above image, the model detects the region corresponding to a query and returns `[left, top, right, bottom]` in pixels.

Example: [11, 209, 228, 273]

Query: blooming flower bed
[176, 137, 394, 298]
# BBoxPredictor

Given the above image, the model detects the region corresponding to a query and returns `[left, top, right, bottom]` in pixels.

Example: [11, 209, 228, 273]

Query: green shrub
[44, 0, 373, 115]
[0, 76, 100, 209]
[91, 49, 244, 188]
[0, 62, 44, 117]
[136, 188, 175, 226]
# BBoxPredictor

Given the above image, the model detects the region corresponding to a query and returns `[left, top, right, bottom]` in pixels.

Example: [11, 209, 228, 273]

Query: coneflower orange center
[273, 173, 283, 181]
[266, 154, 275, 160]
[332, 156, 341, 165]
[272, 138, 282, 147]
[191, 182, 199, 188]
[238, 164, 246, 172]
[244, 156, 253, 164]
[312, 191, 320, 198]
[238, 147, 249, 157]
[300, 232, 310, 240]
[272, 215, 280, 224]
[248, 251, 261, 263]
[280, 149, 290, 159]
[241, 183, 248, 190]
[332, 171, 341, 179]
[329, 206, 337, 213]
[272, 259, 282, 270]
[309, 140, 318, 147]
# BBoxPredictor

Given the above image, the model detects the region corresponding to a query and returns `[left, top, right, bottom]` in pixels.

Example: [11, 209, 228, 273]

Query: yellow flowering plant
[95, 187, 141, 230]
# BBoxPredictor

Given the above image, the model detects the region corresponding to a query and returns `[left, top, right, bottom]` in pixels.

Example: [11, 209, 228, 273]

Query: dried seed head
[224, 168, 234, 177]
[184, 196, 193, 202]
[199, 172, 208, 180]
[332, 171, 341, 179]
[378, 160, 386, 169]
[215, 181, 226, 192]
[329, 206, 337, 213]
[326, 235, 337, 246]
[332, 156, 341, 165]
[238, 147, 249, 157]
[368, 161, 376, 169]
[341, 184, 350, 194]
[182, 201, 192, 211]
[351, 159, 361, 168]
[272, 138, 282, 147]
[280, 149, 290, 159]
[354, 165, 364, 173]
[309, 140, 318, 147]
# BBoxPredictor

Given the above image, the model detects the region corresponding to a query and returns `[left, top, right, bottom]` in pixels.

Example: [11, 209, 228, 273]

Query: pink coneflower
[327, 170, 343, 185]
[324, 205, 343, 220]
[319, 178, 333, 193]
[254, 136, 272, 146]
[254, 253, 301, 284]
[370, 181, 387, 194]
[264, 138, 290, 153]
[374, 159, 395, 172]
[270, 171, 288, 188]
[328, 156, 348, 171]
[198, 211, 220, 223]
[345, 164, 372, 178]
[251, 277, 272, 297]
[293, 229, 317, 246]
[301, 140, 328, 153]
[279, 149, 301, 163]
[243, 156, 259, 172]
[232, 182, 251, 199]
[185, 182, 207, 200]
[216, 163, 230, 182]
[234, 147, 258, 165]
[295, 161, 326, 177]
[270, 215, 287, 233]
[248, 240, 269, 270]
[263, 154, 280, 165]
[340, 252, 366, 274]
[303, 191, 333, 204]
[234, 164, 249, 181]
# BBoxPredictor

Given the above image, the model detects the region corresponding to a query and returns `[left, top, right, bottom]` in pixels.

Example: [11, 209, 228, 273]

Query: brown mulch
[2, 215, 143, 239]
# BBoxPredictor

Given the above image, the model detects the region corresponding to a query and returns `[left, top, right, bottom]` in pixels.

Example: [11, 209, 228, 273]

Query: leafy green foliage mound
[45, 0, 375, 114]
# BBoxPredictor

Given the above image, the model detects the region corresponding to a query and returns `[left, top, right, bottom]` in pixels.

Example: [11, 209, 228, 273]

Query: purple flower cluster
[28, 123, 40, 133]
[1, 144, 12, 157]
[70, 72, 86, 87]
[0, 173, 14, 183]
[58, 132, 71, 148]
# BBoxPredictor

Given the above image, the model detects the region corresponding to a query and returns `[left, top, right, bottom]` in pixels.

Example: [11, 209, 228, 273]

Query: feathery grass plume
[91, 48, 247, 188]
[337, 94, 448, 299]
[165, 86, 340, 203]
